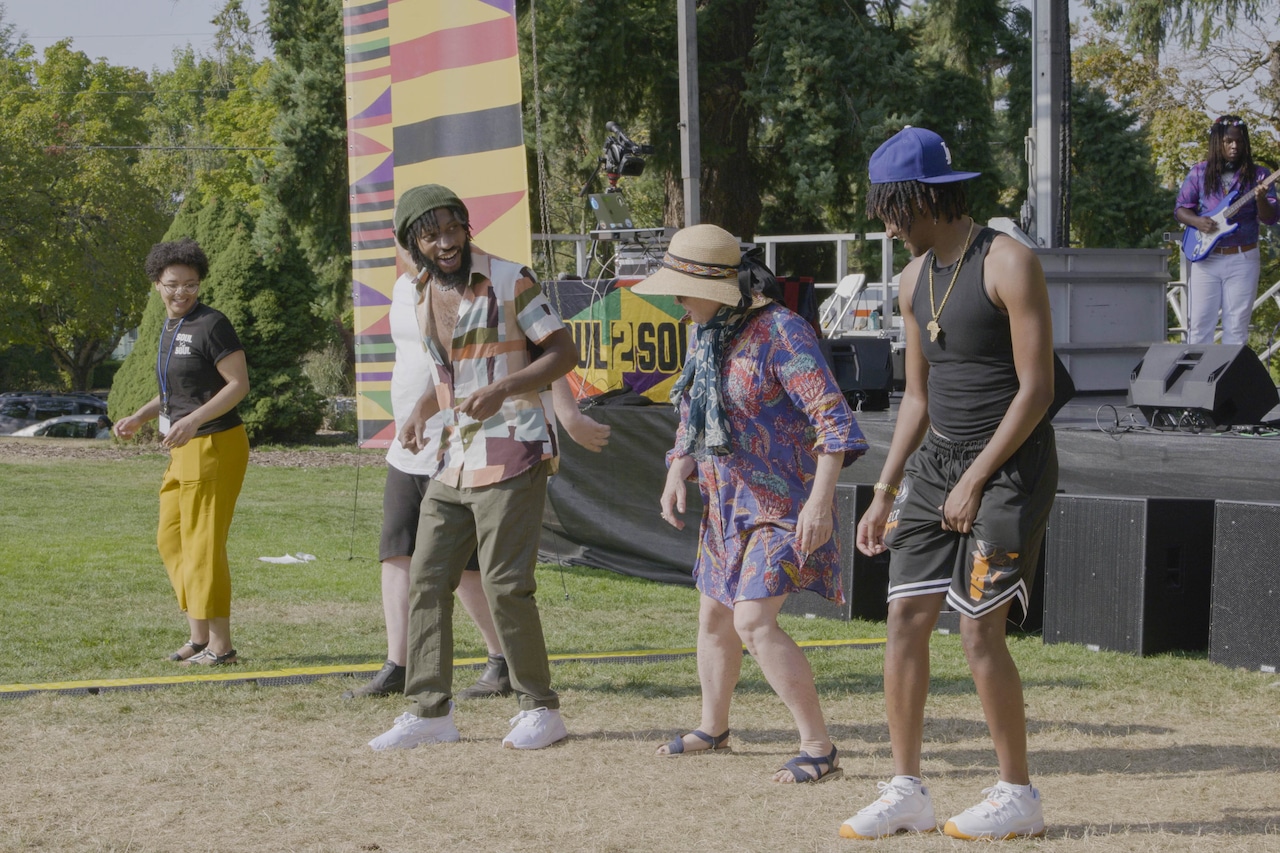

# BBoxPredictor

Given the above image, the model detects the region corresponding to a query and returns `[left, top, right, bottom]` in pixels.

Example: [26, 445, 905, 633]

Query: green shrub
[302, 340, 353, 398]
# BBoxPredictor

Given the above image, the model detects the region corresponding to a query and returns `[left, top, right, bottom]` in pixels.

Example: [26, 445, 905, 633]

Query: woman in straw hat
[634, 224, 868, 782]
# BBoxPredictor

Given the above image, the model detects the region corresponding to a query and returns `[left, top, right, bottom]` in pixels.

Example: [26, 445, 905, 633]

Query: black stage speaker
[1128, 344, 1279, 430]
[821, 338, 893, 411]
[781, 483, 890, 622]
[1042, 495, 1215, 656]
[1209, 501, 1280, 672]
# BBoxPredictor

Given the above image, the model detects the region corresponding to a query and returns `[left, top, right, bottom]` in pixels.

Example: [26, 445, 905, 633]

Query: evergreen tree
[110, 193, 325, 443]
[1069, 84, 1175, 248]
[258, 0, 350, 344]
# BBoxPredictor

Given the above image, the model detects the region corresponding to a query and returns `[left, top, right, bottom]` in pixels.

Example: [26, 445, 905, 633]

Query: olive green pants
[405, 460, 558, 717]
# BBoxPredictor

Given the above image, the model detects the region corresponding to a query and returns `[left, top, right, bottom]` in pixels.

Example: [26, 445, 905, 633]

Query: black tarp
[540, 404, 699, 585]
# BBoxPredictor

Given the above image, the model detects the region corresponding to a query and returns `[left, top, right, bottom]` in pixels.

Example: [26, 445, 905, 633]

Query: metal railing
[536, 229, 1278, 365]
[534, 230, 901, 336]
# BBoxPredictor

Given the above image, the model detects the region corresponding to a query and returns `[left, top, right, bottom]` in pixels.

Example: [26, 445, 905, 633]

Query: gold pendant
[927, 319, 941, 342]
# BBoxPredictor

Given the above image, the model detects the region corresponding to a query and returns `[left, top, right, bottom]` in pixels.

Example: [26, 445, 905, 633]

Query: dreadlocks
[865, 180, 969, 233]
[1205, 115, 1256, 194]
[404, 205, 473, 272]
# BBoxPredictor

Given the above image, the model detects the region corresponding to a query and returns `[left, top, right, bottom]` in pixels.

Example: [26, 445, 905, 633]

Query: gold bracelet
[873, 481, 900, 497]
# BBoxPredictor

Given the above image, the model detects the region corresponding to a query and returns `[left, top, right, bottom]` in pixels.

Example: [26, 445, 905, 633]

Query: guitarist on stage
[1175, 114, 1277, 345]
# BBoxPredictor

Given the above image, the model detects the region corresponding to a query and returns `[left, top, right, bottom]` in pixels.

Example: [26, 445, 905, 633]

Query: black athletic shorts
[884, 419, 1058, 622]
[380, 465, 480, 570]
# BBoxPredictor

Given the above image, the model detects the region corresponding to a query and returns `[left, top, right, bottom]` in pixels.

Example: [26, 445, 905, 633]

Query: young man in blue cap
[840, 127, 1057, 840]
[368, 184, 579, 751]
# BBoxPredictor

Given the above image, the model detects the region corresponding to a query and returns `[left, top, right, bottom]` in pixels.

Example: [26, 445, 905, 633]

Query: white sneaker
[840, 776, 937, 839]
[368, 704, 460, 751]
[502, 707, 567, 750]
[943, 782, 1046, 840]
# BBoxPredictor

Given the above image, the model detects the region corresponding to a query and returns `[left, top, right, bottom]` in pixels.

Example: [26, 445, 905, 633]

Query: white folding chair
[819, 273, 866, 335]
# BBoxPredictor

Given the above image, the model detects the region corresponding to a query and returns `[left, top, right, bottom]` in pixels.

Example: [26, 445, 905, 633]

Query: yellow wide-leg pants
[156, 425, 249, 619]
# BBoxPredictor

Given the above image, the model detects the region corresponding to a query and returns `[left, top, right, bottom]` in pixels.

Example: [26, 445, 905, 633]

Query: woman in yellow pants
[114, 238, 250, 666]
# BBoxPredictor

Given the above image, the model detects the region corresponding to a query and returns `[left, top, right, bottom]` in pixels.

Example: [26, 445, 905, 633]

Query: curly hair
[404, 205, 472, 272]
[1206, 115, 1257, 194]
[144, 238, 209, 283]
[865, 181, 969, 233]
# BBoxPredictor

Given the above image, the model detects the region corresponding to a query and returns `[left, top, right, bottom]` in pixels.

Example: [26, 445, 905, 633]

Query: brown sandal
[167, 641, 208, 662]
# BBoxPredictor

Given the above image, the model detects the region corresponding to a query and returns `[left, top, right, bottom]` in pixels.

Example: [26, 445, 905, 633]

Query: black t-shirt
[156, 303, 244, 436]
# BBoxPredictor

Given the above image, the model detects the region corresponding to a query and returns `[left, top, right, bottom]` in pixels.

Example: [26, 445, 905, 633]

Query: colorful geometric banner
[543, 279, 689, 402]
[344, 0, 532, 447]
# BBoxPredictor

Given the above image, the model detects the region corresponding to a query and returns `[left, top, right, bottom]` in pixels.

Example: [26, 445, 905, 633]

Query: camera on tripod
[601, 121, 654, 186]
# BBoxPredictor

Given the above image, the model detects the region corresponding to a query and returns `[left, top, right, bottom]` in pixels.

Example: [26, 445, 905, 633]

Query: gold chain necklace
[926, 219, 975, 343]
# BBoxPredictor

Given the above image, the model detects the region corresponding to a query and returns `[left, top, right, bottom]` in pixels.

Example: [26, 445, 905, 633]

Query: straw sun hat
[632, 224, 769, 308]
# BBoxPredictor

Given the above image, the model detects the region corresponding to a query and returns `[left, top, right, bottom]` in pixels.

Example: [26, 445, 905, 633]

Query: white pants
[1186, 248, 1260, 345]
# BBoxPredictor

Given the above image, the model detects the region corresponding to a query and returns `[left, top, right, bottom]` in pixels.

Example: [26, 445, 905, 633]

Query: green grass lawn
[0, 445, 1270, 712]
[0, 450, 886, 687]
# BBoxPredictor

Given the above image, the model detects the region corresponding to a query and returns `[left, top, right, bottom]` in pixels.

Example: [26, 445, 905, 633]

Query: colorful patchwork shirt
[418, 246, 565, 489]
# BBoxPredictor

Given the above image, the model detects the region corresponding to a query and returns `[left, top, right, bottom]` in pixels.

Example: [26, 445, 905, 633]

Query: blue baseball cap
[869, 126, 980, 185]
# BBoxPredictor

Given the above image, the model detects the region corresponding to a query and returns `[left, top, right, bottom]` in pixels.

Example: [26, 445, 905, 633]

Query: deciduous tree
[0, 43, 166, 391]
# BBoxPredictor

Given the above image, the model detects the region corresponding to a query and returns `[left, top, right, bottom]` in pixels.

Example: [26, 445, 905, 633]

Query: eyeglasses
[160, 283, 199, 294]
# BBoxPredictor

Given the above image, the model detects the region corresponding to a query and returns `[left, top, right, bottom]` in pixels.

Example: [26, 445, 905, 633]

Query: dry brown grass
[2, 646, 1278, 853]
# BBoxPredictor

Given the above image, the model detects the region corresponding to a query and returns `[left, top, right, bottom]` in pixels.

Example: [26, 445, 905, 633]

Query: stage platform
[541, 392, 1280, 584]
[843, 393, 1280, 503]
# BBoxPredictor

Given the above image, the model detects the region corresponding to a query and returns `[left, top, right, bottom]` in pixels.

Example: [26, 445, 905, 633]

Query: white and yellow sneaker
[943, 781, 1046, 840]
[840, 776, 937, 839]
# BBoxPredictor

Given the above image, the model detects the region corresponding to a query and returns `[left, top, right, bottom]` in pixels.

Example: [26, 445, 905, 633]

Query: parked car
[0, 394, 108, 434]
[9, 414, 111, 439]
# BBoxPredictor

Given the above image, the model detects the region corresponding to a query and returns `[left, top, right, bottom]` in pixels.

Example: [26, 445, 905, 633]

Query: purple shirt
[1176, 162, 1277, 248]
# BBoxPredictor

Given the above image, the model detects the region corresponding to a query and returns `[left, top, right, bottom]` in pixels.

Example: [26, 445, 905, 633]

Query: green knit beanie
[393, 184, 468, 247]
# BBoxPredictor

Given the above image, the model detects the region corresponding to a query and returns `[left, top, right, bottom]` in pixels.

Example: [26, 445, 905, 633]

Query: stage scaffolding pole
[677, 0, 701, 226]
[1026, 0, 1069, 247]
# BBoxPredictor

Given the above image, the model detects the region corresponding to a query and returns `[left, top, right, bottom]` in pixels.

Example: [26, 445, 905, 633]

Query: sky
[2, 0, 268, 72]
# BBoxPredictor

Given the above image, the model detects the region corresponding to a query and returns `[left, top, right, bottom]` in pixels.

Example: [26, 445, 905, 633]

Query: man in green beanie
[369, 184, 579, 752]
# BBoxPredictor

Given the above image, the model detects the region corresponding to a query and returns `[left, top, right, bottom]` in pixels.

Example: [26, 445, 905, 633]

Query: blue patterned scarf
[671, 304, 758, 458]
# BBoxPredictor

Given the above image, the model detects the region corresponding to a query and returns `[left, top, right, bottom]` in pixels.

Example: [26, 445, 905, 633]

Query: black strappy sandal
[777, 744, 842, 783]
[658, 729, 731, 756]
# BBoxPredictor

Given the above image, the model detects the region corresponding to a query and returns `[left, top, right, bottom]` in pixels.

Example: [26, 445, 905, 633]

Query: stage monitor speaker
[1209, 501, 1280, 672]
[1128, 343, 1279, 429]
[820, 338, 893, 411]
[1042, 495, 1215, 656]
[781, 483, 890, 622]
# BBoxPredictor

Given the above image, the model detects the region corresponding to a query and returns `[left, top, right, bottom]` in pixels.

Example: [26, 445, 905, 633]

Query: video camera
[600, 121, 654, 186]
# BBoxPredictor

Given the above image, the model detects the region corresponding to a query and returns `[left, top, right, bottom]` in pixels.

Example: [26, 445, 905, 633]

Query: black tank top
[910, 227, 1018, 441]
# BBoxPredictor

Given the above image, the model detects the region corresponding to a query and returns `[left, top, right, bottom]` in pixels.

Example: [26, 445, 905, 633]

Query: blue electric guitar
[1182, 169, 1280, 261]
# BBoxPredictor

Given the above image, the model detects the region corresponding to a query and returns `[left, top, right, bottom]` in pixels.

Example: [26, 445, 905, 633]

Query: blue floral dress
[670, 303, 868, 606]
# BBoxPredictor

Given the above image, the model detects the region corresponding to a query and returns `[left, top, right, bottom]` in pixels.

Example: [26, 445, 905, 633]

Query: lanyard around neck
[157, 316, 187, 411]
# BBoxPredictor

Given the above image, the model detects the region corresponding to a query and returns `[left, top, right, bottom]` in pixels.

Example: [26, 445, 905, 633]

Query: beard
[422, 242, 473, 290]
